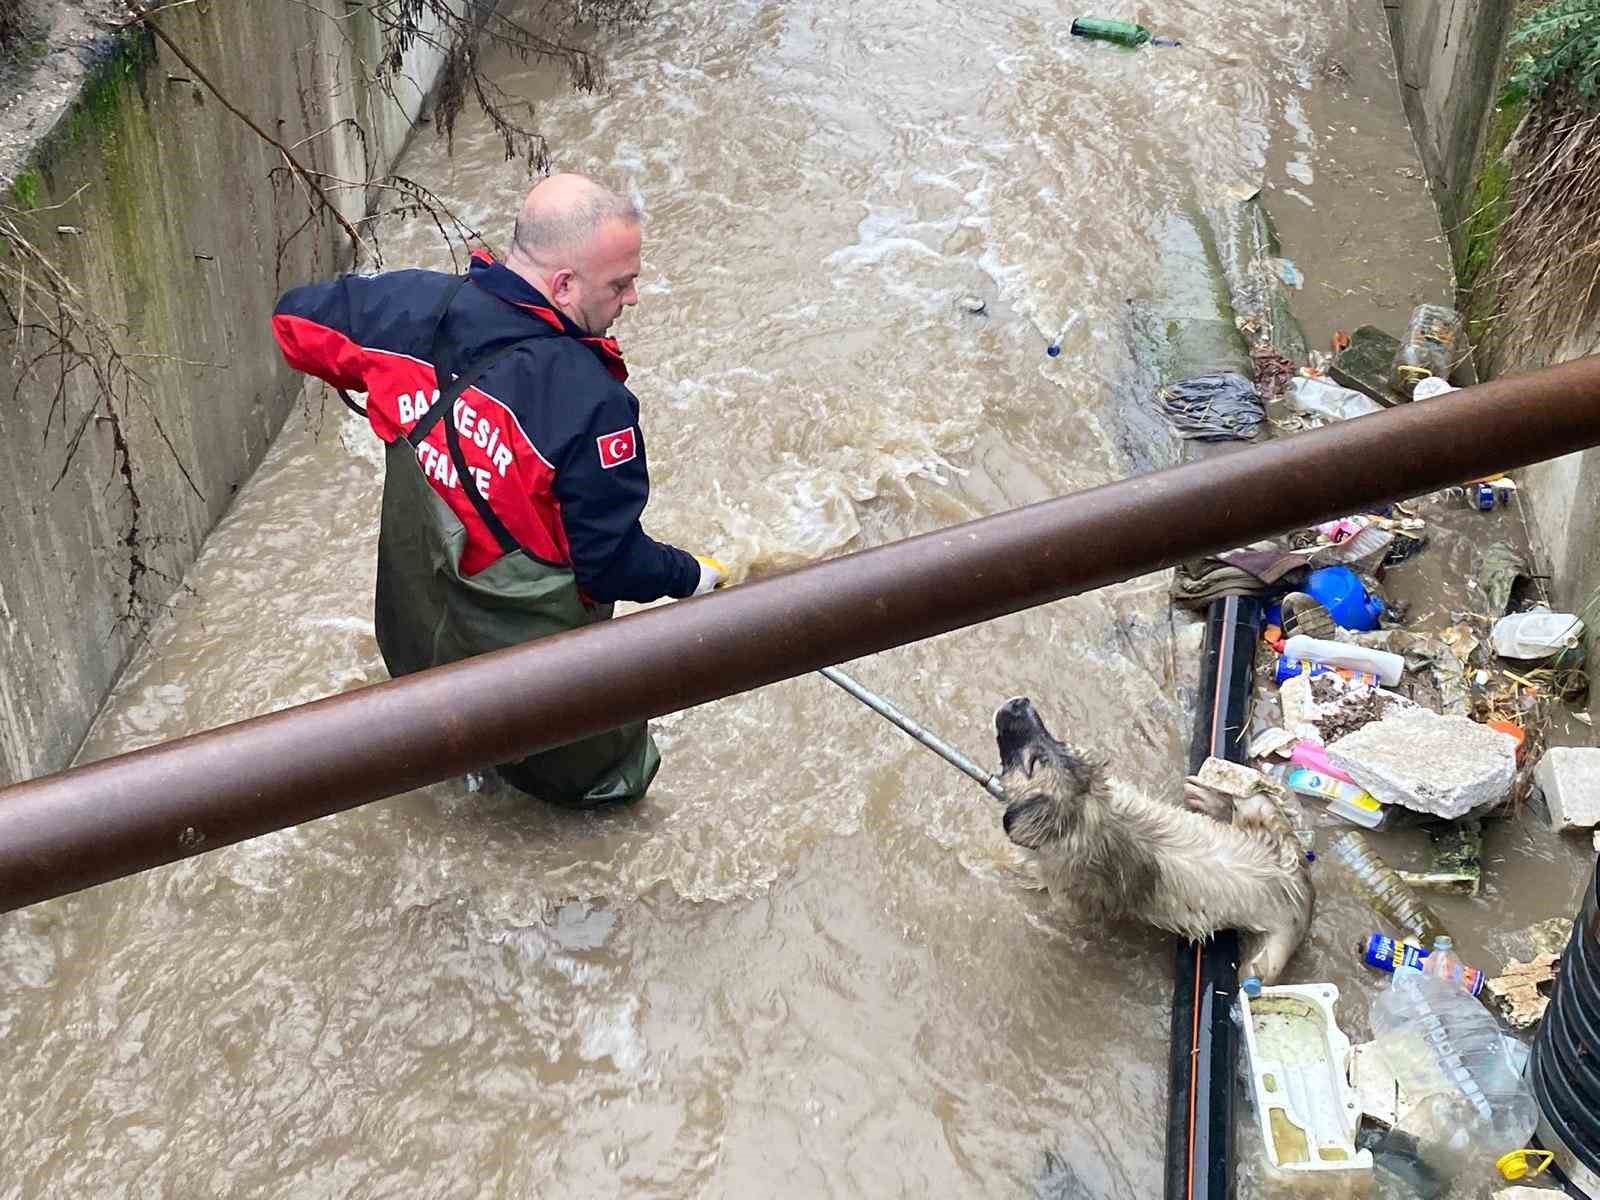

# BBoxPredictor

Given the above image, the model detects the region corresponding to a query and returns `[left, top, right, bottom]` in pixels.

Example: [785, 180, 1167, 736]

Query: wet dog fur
[993, 697, 1314, 984]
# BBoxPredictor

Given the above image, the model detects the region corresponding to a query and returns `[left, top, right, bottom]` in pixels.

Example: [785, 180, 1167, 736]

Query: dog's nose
[995, 696, 1035, 729]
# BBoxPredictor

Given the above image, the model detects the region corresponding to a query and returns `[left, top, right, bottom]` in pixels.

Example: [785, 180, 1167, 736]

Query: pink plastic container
[1289, 741, 1356, 785]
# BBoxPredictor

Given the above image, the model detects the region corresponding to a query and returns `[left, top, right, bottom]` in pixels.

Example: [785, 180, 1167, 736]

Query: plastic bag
[1157, 372, 1264, 441]
[1284, 375, 1383, 421]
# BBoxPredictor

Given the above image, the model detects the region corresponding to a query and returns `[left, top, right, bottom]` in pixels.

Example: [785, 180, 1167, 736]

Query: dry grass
[0, 0, 25, 51]
[1481, 90, 1600, 370]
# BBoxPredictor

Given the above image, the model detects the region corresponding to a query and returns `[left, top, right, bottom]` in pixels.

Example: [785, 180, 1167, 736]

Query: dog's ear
[1002, 795, 1053, 849]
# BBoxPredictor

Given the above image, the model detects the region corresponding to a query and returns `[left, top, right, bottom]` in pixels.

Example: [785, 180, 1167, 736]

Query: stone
[1497, 1188, 1564, 1199]
[1326, 707, 1517, 819]
[1194, 756, 1281, 798]
[1249, 727, 1296, 759]
[1330, 324, 1405, 406]
[1533, 746, 1600, 831]
[1484, 952, 1561, 1030]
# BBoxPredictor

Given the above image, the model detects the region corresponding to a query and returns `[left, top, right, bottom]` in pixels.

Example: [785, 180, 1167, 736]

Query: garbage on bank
[1160, 297, 1600, 1196]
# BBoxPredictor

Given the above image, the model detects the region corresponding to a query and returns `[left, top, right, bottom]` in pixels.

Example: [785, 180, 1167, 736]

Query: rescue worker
[271, 173, 723, 808]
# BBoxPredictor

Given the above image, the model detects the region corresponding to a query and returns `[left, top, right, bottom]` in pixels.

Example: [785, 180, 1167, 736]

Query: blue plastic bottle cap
[1241, 976, 1263, 998]
[1046, 343, 1061, 357]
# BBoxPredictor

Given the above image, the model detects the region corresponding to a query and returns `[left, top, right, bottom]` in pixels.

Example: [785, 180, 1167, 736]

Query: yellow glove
[692, 555, 729, 596]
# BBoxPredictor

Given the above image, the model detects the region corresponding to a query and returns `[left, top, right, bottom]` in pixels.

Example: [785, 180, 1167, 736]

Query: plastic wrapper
[1157, 371, 1265, 440]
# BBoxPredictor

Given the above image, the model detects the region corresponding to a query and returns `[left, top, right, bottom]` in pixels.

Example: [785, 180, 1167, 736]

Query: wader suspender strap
[407, 275, 537, 559]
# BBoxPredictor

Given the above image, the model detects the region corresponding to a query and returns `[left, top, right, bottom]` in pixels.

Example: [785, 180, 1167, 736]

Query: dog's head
[993, 697, 1099, 849]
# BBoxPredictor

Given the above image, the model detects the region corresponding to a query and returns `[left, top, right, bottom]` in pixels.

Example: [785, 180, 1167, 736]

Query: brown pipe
[4, 356, 1600, 912]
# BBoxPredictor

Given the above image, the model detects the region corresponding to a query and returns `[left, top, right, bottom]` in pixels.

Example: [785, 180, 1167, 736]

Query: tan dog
[993, 697, 1313, 984]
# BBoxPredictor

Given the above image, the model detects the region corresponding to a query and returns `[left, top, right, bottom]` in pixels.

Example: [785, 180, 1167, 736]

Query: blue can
[1362, 933, 1485, 994]
[1274, 656, 1378, 686]
[1471, 482, 1496, 511]
[1363, 932, 1429, 974]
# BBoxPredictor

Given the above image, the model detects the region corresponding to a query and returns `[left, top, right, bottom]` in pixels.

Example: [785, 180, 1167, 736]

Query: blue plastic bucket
[1305, 565, 1384, 631]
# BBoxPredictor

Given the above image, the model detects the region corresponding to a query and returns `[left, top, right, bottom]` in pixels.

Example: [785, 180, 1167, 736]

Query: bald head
[503, 174, 645, 335]
[510, 173, 641, 266]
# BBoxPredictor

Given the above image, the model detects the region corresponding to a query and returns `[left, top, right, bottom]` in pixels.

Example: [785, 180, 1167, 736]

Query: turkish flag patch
[597, 426, 637, 469]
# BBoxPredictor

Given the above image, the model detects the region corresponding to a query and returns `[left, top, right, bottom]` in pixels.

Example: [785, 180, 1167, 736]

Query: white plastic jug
[1491, 608, 1584, 659]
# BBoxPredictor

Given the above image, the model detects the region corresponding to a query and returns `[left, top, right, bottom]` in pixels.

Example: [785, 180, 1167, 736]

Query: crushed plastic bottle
[1370, 943, 1537, 1182]
[1328, 831, 1450, 947]
[1282, 634, 1404, 686]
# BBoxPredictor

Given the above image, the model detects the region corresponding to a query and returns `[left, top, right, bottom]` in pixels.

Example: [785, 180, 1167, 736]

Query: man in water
[272, 173, 723, 807]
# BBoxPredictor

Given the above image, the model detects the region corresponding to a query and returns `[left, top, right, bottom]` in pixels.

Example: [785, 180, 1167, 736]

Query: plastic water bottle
[1329, 831, 1451, 947]
[1370, 943, 1537, 1178]
[1390, 304, 1464, 399]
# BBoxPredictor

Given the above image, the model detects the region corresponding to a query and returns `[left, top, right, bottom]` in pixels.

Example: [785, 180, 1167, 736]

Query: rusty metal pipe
[4, 356, 1600, 912]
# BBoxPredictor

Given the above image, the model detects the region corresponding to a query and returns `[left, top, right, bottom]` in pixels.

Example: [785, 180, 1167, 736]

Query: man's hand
[692, 555, 729, 596]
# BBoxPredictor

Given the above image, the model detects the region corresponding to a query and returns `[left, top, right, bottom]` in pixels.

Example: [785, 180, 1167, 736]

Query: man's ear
[547, 267, 577, 302]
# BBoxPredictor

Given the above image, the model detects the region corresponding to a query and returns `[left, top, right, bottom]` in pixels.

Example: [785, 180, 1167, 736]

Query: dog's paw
[1182, 778, 1233, 822]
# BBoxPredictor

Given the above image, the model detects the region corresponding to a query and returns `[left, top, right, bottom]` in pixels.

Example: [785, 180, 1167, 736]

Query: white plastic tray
[1240, 983, 1374, 1176]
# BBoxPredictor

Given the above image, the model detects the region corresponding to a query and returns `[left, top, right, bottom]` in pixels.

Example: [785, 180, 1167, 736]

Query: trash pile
[1165, 302, 1599, 1198]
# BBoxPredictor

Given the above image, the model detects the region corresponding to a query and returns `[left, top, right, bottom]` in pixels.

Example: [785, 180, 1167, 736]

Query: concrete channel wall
[1389, 0, 1600, 680]
[0, 6, 454, 785]
[1383, 0, 1515, 239]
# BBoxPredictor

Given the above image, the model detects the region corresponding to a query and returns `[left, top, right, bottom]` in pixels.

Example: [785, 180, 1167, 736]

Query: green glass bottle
[1070, 16, 1152, 47]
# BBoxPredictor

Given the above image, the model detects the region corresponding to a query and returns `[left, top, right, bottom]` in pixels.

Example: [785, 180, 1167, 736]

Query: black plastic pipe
[1165, 594, 1260, 1200]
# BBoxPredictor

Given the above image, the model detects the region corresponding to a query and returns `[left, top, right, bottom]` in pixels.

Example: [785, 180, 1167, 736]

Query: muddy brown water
[3, 2, 1595, 1197]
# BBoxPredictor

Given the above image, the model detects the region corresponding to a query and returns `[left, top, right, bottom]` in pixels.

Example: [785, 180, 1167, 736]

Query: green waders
[365, 280, 660, 808]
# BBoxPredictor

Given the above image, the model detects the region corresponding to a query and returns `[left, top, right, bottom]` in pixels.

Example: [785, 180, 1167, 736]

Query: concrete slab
[1533, 746, 1600, 831]
[1327, 707, 1517, 819]
[1330, 325, 1406, 406]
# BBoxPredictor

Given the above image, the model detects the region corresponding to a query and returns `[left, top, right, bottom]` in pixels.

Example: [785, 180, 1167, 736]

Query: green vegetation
[11, 168, 40, 211]
[1457, 98, 1525, 346]
[56, 28, 155, 152]
[1504, 0, 1600, 105]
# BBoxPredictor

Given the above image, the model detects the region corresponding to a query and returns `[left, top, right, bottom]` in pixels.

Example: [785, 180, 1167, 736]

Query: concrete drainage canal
[1, 1, 1599, 1198]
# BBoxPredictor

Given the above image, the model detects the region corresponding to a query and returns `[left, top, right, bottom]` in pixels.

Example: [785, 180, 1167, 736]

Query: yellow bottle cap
[1496, 1148, 1554, 1180]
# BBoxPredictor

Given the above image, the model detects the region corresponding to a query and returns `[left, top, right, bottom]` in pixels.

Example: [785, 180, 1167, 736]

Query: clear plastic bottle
[1328, 831, 1451, 946]
[1370, 946, 1537, 1180]
[1390, 304, 1464, 399]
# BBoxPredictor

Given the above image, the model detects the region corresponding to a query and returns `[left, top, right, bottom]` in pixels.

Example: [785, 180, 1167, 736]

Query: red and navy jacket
[271, 251, 700, 602]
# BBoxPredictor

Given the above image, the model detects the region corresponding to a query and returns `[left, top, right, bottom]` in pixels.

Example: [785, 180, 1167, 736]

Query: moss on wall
[57, 28, 155, 152]
[10, 166, 39, 209]
[1457, 97, 1524, 345]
